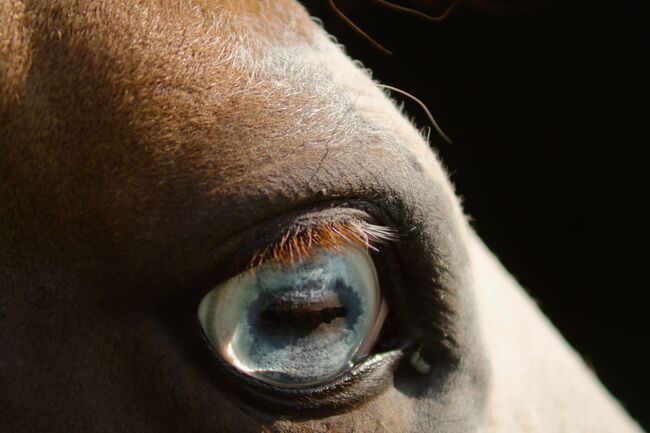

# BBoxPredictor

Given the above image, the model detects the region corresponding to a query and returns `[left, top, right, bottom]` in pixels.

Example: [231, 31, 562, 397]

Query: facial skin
[0, 1, 644, 432]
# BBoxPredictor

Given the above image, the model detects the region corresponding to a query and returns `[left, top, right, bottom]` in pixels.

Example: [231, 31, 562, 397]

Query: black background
[300, 0, 648, 428]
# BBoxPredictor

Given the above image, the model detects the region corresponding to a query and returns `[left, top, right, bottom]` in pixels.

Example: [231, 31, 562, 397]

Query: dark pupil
[260, 305, 348, 327]
[255, 278, 358, 333]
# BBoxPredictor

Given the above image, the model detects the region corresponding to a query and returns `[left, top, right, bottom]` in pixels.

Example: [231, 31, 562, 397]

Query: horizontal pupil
[260, 305, 348, 327]
[257, 279, 352, 330]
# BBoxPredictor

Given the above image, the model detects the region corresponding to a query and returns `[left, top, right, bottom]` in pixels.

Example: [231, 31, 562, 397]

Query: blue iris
[198, 245, 381, 387]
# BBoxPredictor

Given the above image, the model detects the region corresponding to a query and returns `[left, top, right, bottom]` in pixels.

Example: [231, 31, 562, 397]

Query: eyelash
[248, 218, 399, 270]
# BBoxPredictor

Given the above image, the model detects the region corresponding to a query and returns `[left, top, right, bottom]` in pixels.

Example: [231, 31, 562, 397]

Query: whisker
[327, 0, 393, 55]
[378, 83, 453, 144]
[374, 0, 460, 22]
[328, 0, 460, 56]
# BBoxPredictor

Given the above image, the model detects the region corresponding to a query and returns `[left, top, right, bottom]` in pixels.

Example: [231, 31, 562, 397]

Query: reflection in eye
[198, 243, 387, 387]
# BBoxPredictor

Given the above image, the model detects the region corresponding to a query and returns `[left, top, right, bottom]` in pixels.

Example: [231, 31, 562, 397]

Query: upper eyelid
[191, 204, 397, 294]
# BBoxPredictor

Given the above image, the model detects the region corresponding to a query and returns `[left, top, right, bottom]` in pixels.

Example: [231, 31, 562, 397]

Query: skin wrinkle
[0, 1, 644, 433]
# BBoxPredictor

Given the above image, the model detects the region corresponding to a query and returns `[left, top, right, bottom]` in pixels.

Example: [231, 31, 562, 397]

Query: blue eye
[197, 244, 385, 387]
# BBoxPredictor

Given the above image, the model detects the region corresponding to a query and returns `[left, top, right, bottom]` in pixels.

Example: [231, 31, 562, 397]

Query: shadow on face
[0, 1, 644, 432]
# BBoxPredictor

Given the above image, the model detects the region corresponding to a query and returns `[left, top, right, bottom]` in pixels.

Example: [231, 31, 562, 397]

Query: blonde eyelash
[249, 219, 398, 269]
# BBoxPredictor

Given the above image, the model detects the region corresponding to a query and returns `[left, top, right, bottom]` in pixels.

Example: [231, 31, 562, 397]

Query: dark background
[301, 0, 648, 428]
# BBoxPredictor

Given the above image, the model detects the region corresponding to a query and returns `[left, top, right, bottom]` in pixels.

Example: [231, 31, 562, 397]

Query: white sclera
[197, 245, 381, 387]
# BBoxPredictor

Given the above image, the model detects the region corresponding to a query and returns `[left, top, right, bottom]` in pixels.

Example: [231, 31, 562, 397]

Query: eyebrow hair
[250, 219, 398, 268]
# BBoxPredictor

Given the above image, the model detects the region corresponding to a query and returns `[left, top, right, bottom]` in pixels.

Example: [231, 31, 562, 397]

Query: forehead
[3, 3, 333, 204]
[5, 0, 333, 137]
[8, 0, 324, 144]
[3, 0, 440, 186]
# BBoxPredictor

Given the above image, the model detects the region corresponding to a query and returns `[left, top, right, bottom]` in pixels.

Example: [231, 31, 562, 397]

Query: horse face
[0, 1, 643, 432]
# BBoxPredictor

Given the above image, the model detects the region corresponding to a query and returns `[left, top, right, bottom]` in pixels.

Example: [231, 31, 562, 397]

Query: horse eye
[197, 244, 385, 387]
